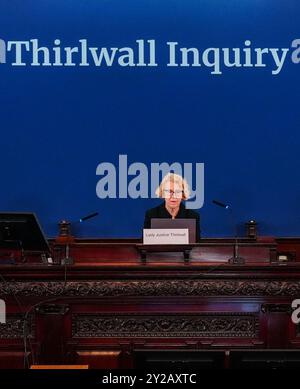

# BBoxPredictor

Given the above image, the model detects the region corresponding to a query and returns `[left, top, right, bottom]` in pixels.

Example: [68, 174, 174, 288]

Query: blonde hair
[155, 173, 190, 200]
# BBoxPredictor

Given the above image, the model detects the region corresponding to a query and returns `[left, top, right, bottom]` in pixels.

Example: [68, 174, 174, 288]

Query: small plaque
[143, 229, 189, 245]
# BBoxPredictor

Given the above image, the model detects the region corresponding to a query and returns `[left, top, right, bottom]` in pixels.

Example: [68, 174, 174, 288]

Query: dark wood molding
[1, 279, 300, 297]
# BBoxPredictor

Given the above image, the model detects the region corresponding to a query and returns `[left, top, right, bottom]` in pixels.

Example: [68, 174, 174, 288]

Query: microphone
[61, 212, 99, 266]
[212, 199, 245, 265]
[79, 212, 99, 223]
[212, 199, 230, 209]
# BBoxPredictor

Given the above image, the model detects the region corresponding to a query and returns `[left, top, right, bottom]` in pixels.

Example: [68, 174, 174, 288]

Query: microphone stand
[212, 200, 245, 265]
[57, 212, 99, 266]
[227, 208, 245, 265]
[57, 221, 74, 265]
[61, 242, 73, 265]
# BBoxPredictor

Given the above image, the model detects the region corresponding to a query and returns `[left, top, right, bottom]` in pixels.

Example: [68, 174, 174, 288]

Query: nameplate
[143, 229, 189, 245]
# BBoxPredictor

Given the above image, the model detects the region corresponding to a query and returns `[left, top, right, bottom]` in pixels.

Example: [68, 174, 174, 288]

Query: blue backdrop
[0, 0, 299, 238]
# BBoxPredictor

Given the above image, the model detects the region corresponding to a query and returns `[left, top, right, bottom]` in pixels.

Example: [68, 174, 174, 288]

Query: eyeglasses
[163, 189, 183, 198]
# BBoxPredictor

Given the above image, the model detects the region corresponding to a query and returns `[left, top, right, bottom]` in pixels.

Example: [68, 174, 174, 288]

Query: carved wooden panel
[72, 313, 259, 338]
[0, 314, 34, 339]
[1, 280, 300, 297]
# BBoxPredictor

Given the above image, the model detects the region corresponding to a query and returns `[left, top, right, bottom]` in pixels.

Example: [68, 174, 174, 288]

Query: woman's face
[163, 180, 183, 209]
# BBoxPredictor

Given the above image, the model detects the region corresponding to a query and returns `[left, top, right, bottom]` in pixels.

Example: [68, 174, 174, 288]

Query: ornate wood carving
[0, 314, 34, 339]
[1, 280, 300, 297]
[72, 313, 259, 338]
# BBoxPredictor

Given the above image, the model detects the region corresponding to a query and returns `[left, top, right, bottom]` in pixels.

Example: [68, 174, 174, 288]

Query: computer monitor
[0, 212, 50, 252]
[150, 218, 196, 243]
